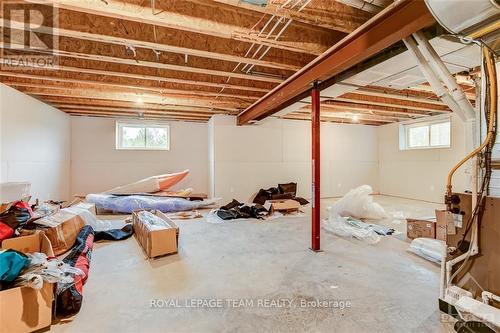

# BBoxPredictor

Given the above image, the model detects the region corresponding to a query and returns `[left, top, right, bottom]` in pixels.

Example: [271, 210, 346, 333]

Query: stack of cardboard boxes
[407, 209, 460, 241]
[0, 233, 55, 333]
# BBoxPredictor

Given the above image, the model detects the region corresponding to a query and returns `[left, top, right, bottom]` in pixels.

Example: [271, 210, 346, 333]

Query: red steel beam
[311, 82, 321, 252]
[237, 0, 435, 125]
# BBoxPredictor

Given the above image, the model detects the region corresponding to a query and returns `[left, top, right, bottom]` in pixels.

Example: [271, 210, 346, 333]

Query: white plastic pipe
[440, 242, 447, 299]
[482, 291, 500, 304]
[403, 37, 467, 121]
[413, 32, 476, 120]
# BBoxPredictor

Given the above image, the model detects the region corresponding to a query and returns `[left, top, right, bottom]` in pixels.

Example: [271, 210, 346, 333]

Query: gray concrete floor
[51, 196, 455, 333]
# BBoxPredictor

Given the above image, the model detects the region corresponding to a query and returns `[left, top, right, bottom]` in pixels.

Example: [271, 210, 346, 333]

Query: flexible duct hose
[446, 47, 497, 205]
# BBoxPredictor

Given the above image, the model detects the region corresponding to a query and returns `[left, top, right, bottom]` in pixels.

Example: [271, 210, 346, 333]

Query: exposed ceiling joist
[42, 98, 234, 114]
[7, 82, 252, 106]
[1, 42, 284, 84]
[282, 113, 387, 126]
[51, 102, 234, 116]
[5, 64, 270, 93]
[0, 19, 301, 72]
[333, 85, 447, 106]
[336, 93, 450, 113]
[237, 0, 436, 124]
[294, 110, 399, 122]
[321, 100, 434, 117]
[17, 87, 242, 111]
[209, 0, 371, 33]
[24, 0, 327, 55]
[67, 110, 209, 121]
[60, 107, 214, 118]
[317, 105, 416, 120]
[0, 73, 259, 100]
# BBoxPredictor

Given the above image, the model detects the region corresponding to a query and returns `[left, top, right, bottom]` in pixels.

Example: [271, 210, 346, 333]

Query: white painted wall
[70, 117, 208, 196]
[0, 83, 71, 201]
[378, 114, 469, 203]
[209, 115, 379, 203]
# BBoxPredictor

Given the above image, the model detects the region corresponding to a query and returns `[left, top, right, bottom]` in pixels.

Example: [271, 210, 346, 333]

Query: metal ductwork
[424, 0, 500, 50]
[424, 0, 499, 35]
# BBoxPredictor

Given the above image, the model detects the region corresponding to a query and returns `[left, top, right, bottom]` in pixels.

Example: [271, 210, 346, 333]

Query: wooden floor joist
[57, 105, 236, 116]
[0, 0, 461, 125]
[1, 42, 285, 84]
[18, 88, 242, 112]
[237, 0, 436, 124]
[24, 0, 331, 55]
[38, 98, 233, 113]
[2, 63, 271, 93]
[335, 93, 451, 113]
[208, 0, 371, 33]
[67, 110, 210, 121]
[282, 113, 388, 126]
[0, 74, 260, 101]
[1, 19, 302, 72]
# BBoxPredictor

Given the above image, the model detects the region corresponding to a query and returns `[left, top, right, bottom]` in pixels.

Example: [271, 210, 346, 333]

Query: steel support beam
[237, 0, 435, 125]
[311, 82, 321, 252]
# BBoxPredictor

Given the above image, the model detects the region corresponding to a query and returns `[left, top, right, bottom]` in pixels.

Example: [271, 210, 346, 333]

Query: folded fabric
[0, 249, 30, 282]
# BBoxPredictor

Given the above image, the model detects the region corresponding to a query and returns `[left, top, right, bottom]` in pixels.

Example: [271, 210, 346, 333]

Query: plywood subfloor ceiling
[0, 0, 475, 125]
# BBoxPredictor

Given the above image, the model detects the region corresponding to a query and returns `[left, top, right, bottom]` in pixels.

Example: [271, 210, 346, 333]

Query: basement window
[116, 121, 170, 150]
[399, 117, 451, 150]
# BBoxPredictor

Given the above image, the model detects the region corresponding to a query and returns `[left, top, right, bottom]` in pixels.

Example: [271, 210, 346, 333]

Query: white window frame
[115, 120, 170, 151]
[399, 115, 451, 151]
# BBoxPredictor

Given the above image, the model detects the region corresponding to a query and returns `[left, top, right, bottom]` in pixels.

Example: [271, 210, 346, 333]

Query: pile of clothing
[0, 201, 34, 241]
[216, 200, 268, 220]
[0, 238, 87, 318]
[253, 182, 309, 206]
[1, 198, 135, 318]
[213, 182, 309, 221]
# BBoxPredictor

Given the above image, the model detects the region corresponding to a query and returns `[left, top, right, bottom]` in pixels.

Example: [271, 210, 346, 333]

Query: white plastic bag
[408, 238, 445, 263]
[330, 185, 387, 220]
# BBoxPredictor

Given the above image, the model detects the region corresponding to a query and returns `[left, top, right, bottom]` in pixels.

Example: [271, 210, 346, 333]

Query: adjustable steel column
[311, 81, 320, 251]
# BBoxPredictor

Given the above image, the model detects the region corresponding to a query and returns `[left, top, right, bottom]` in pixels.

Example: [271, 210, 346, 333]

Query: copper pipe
[446, 48, 497, 204]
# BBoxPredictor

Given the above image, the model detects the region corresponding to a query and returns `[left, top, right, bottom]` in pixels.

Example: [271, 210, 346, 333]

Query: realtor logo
[1, 0, 59, 69]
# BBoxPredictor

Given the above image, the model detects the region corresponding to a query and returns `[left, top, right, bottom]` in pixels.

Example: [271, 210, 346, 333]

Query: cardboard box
[264, 199, 300, 214]
[435, 210, 456, 241]
[0, 233, 54, 333]
[407, 219, 436, 239]
[35, 209, 86, 255]
[132, 210, 179, 258]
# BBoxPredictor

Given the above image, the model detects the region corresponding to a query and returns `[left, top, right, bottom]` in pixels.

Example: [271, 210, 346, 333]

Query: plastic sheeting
[136, 211, 170, 230]
[407, 237, 444, 263]
[86, 194, 219, 214]
[323, 185, 390, 244]
[329, 185, 387, 219]
[323, 216, 381, 244]
[13, 252, 83, 290]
